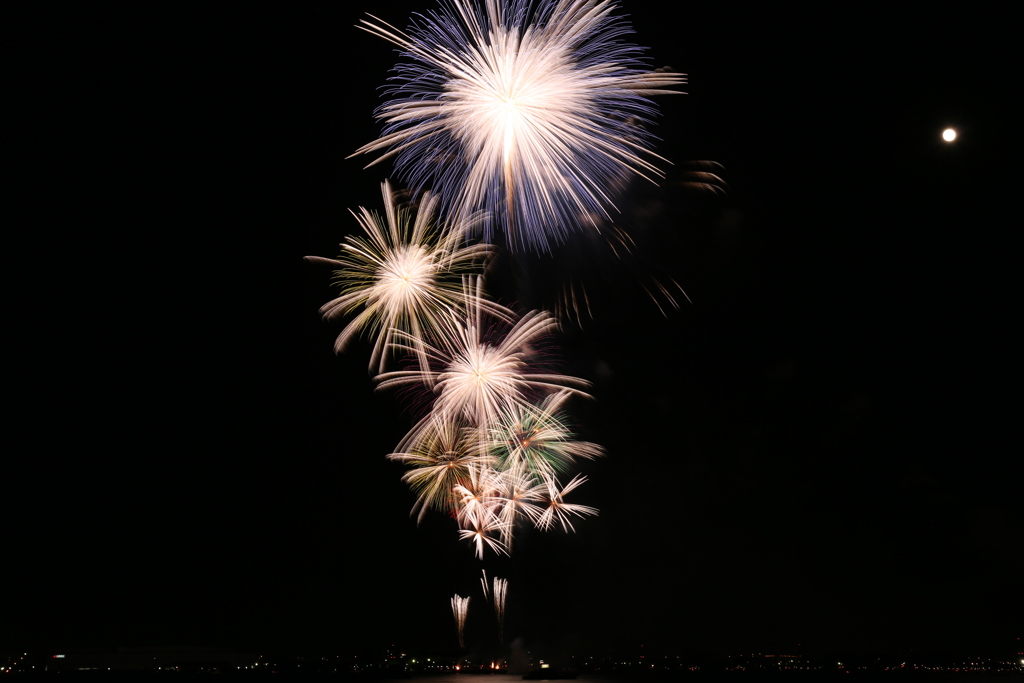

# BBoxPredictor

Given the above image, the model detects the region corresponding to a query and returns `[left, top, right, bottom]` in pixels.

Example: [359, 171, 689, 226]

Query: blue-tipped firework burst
[352, 0, 684, 253]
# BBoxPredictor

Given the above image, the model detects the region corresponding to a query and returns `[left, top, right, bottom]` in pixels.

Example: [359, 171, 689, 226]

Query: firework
[489, 390, 604, 482]
[491, 467, 547, 547]
[385, 340, 600, 554]
[352, 0, 684, 253]
[305, 181, 497, 375]
[453, 465, 511, 558]
[387, 411, 494, 522]
[492, 576, 508, 643]
[536, 473, 599, 532]
[377, 279, 592, 436]
[451, 594, 471, 648]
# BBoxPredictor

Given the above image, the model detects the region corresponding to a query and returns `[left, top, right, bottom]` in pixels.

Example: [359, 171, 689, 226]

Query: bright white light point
[942, 128, 957, 142]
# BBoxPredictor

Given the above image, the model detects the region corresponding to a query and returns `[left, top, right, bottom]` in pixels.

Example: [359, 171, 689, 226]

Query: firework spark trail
[305, 181, 499, 377]
[545, 221, 693, 325]
[352, 0, 685, 253]
[451, 594, 471, 648]
[492, 576, 508, 643]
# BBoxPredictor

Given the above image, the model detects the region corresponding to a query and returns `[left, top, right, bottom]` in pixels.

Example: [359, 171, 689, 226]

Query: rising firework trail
[310, 0, 680, 580]
[492, 576, 508, 643]
[452, 594, 471, 648]
[352, 0, 684, 253]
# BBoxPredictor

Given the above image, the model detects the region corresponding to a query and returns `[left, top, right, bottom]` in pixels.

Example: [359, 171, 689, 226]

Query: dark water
[376, 673, 1020, 683]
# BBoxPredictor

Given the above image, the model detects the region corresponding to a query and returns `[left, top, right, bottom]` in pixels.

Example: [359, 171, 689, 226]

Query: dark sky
[7, 2, 1018, 660]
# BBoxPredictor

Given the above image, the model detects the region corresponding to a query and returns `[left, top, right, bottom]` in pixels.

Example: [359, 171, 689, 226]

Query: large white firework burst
[305, 181, 498, 376]
[353, 0, 684, 253]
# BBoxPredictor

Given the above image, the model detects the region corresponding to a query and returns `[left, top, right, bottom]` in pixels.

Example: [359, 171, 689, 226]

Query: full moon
[942, 128, 957, 142]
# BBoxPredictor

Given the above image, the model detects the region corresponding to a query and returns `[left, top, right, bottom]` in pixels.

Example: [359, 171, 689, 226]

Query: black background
[7, 2, 1018, 659]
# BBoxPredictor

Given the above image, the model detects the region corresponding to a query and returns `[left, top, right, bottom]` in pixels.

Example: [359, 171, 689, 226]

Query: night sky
[7, 2, 1018, 660]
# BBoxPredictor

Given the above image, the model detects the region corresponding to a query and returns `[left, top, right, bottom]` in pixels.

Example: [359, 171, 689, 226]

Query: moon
[942, 128, 957, 142]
